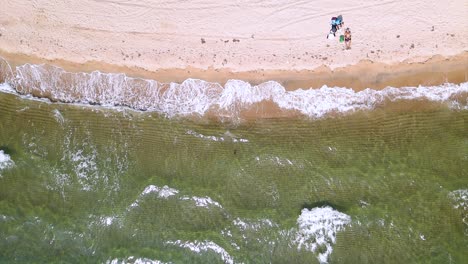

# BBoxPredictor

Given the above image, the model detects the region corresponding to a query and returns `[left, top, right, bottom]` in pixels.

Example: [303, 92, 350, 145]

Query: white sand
[0, 0, 467, 72]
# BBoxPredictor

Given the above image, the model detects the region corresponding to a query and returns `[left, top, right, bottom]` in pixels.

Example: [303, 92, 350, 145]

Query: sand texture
[0, 0, 467, 74]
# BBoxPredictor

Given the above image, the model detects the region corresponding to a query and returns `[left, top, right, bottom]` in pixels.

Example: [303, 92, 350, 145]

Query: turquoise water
[0, 82, 467, 263]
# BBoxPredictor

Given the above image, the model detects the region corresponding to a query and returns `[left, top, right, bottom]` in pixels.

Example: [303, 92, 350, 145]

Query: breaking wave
[295, 207, 351, 263]
[1, 57, 467, 121]
[106, 257, 169, 264]
[0, 150, 15, 176]
[129, 184, 223, 210]
[166, 240, 234, 264]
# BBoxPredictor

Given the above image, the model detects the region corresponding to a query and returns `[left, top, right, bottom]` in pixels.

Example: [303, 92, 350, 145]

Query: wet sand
[1, 50, 466, 122]
[1, 50, 467, 91]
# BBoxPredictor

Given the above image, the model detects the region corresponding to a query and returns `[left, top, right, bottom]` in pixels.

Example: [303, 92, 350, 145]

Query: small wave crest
[448, 189, 468, 234]
[295, 206, 351, 264]
[166, 240, 234, 264]
[1, 57, 467, 120]
[106, 257, 169, 264]
[0, 150, 15, 176]
[129, 184, 223, 210]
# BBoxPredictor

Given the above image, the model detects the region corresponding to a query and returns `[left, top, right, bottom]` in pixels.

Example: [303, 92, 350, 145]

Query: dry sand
[0, 0, 467, 88]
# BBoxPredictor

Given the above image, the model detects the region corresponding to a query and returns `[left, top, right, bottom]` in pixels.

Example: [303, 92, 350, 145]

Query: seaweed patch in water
[0, 146, 15, 156]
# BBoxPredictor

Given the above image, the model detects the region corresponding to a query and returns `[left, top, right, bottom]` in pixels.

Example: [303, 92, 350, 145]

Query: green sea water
[0, 88, 467, 263]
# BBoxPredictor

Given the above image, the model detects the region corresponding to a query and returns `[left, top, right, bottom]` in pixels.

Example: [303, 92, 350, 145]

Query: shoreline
[1, 50, 467, 121]
[1, 50, 467, 91]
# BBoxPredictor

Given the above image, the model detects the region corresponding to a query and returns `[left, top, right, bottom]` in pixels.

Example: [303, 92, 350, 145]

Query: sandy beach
[0, 0, 467, 89]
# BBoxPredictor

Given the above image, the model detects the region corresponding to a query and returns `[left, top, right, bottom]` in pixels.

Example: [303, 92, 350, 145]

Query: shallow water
[1, 57, 468, 263]
[0, 79, 467, 263]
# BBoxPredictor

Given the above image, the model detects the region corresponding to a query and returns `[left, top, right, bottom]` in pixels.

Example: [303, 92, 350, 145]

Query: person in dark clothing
[331, 24, 337, 35]
[328, 15, 343, 38]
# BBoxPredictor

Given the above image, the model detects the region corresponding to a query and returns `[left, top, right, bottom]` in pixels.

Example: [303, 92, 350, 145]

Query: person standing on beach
[344, 28, 352, 49]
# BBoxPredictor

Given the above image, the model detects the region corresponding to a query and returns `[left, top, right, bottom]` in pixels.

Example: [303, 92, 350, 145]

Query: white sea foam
[448, 189, 468, 233]
[233, 218, 277, 231]
[0, 56, 14, 82]
[180, 195, 223, 208]
[101, 216, 115, 226]
[45, 170, 72, 198]
[229, 218, 279, 247]
[106, 256, 170, 264]
[2, 60, 467, 120]
[255, 155, 297, 167]
[186, 130, 249, 143]
[166, 240, 234, 264]
[0, 82, 16, 93]
[449, 189, 468, 210]
[86, 214, 123, 230]
[53, 109, 65, 124]
[141, 185, 180, 198]
[59, 131, 123, 192]
[0, 82, 53, 105]
[66, 147, 98, 191]
[129, 185, 222, 210]
[130, 185, 179, 208]
[294, 206, 351, 264]
[0, 150, 14, 176]
[0, 214, 14, 222]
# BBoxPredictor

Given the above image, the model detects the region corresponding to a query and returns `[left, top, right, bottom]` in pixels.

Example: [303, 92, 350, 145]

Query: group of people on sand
[327, 15, 351, 50]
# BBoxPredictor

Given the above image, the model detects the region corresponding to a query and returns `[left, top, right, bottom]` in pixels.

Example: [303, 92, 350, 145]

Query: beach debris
[396, 34, 400, 38]
[410, 43, 415, 49]
[233, 38, 240, 42]
[201, 38, 206, 44]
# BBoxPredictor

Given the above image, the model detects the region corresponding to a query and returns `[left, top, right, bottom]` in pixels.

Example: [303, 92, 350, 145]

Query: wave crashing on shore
[1, 57, 467, 120]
